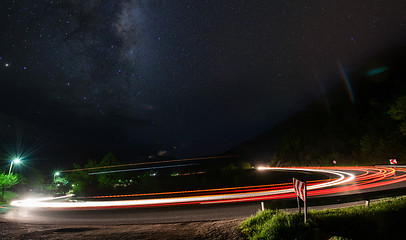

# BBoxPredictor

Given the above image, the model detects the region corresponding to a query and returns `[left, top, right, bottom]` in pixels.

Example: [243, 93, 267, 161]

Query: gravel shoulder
[0, 218, 246, 240]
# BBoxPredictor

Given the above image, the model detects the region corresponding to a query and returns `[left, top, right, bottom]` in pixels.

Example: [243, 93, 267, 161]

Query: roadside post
[293, 178, 307, 223]
[296, 193, 301, 213]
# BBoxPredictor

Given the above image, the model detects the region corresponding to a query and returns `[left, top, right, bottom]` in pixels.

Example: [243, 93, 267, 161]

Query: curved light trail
[10, 166, 406, 210]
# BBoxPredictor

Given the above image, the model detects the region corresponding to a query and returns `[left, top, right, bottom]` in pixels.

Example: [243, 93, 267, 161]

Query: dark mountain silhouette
[225, 45, 406, 166]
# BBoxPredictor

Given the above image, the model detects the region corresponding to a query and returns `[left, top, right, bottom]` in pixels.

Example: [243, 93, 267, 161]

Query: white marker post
[304, 181, 307, 223]
[296, 194, 301, 213]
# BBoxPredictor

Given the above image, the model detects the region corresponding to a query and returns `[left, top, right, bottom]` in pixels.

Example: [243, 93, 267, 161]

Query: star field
[1, 0, 406, 160]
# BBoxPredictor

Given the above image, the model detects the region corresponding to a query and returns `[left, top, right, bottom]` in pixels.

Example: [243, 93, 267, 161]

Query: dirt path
[0, 218, 246, 240]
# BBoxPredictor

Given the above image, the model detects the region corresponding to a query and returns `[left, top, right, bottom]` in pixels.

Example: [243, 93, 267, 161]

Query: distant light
[13, 158, 21, 164]
[54, 172, 60, 176]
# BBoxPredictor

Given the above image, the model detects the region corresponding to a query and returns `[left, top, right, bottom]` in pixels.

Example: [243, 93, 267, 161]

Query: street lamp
[8, 158, 21, 176]
[54, 172, 60, 183]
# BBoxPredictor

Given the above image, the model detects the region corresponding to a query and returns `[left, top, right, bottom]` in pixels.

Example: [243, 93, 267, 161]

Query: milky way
[1, 0, 406, 160]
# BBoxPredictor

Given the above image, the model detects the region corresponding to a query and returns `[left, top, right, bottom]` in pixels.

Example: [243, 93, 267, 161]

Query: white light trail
[258, 167, 355, 190]
[10, 168, 355, 209]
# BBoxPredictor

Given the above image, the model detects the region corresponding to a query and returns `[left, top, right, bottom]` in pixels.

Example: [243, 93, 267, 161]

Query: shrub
[240, 210, 311, 239]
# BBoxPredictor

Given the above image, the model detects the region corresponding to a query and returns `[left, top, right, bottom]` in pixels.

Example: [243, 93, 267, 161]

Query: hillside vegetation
[228, 46, 406, 166]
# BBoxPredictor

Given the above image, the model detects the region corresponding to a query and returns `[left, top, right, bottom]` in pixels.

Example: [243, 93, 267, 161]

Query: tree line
[272, 47, 406, 166]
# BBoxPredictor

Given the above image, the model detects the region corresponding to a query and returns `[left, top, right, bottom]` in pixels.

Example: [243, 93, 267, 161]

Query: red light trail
[10, 166, 406, 210]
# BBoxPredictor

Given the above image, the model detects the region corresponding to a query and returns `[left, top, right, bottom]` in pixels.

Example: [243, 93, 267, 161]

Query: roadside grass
[240, 196, 406, 240]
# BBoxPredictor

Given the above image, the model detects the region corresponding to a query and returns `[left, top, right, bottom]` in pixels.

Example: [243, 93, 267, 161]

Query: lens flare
[337, 59, 355, 103]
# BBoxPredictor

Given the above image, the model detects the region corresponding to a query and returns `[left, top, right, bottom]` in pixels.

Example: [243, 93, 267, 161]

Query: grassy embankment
[240, 196, 406, 239]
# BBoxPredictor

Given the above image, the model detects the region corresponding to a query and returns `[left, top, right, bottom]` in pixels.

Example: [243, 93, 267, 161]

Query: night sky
[1, 1, 406, 161]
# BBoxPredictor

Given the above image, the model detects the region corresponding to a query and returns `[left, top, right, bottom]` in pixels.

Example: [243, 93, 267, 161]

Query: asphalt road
[2, 201, 262, 225]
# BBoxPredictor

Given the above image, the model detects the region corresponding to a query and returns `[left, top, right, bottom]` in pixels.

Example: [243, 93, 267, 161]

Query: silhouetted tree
[67, 152, 122, 196]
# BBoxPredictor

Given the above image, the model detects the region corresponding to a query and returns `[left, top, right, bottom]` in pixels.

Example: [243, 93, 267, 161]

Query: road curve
[3, 166, 406, 224]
